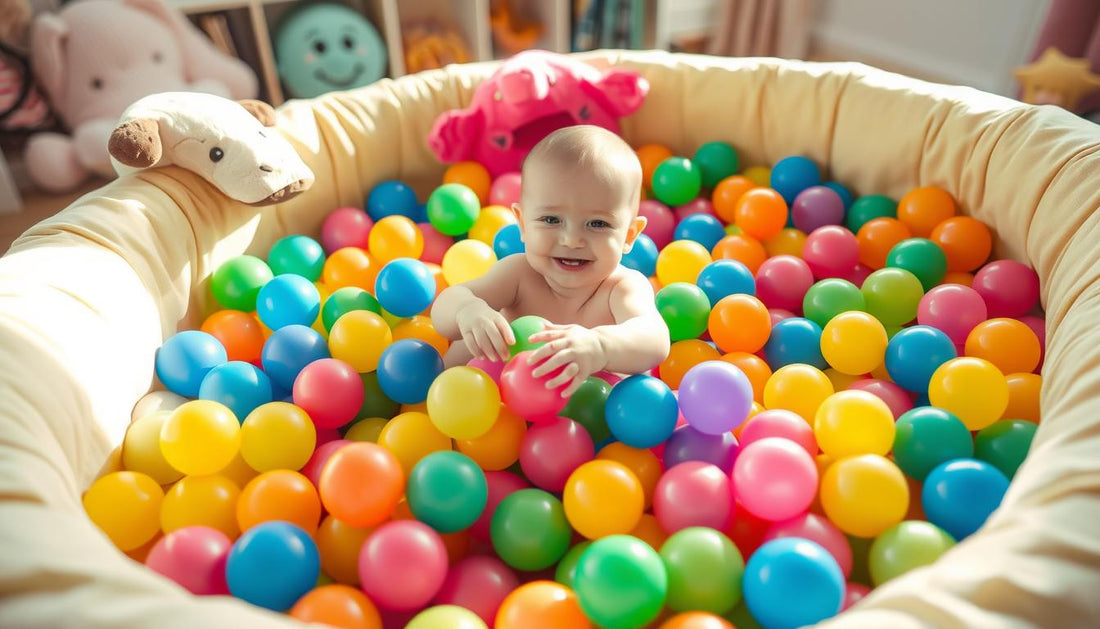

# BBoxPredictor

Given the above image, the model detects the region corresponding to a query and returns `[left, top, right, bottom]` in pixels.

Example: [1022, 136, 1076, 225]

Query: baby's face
[515, 160, 645, 291]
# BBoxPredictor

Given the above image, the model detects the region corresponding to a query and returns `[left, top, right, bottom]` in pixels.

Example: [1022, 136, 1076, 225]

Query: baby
[431, 125, 671, 396]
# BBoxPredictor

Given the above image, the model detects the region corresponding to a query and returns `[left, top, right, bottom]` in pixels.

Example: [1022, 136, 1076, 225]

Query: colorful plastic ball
[659, 339, 720, 389]
[367, 179, 419, 220]
[606, 374, 679, 448]
[292, 358, 365, 429]
[820, 311, 887, 375]
[917, 283, 987, 345]
[802, 226, 859, 280]
[802, 278, 864, 328]
[442, 239, 498, 285]
[225, 521, 319, 611]
[846, 194, 897, 233]
[639, 199, 677, 249]
[922, 458, 1010, 540]
[637, 144, 675, 186]
[814, 390, 895, 458]
[490, 171, 523, 206]
[323, 247, 379, 291]
[820, 454, 909, 538]
[454, 407, 524, 472]
[663, 425, 739, 470]
[964, 317, 1042, 375]
[886, 238, 948, 291]
[160, 473, 241, 539]
[160, 400, 241, 475]
[268, 234, 325, 281]
[694, 141, 740, 188]
[661, 527, 745, 614]
[427, 183, 481, 236]
[508, 314, 548, 356]
[407, 451, 488, 533]
[359, 520, 448, 610]
[239, 401, 316, 472]
[492, 223, 525, 258]
[621, 233, 659, 277]
[563, 459, 645, 539]
[406, 605, 487, 629]
[738, 408, 816, 454]
[712, 175, 756, 224]
[928, 357, 1009, 431]
[763, 363, 833, 423]
[468, 204, 518, 245]
[491, 488, 573, 571]
[974, 419, 1037, 479]
[652, 157, 702, 206]
[156, 330, 228, 398]
[500, 350, 570, 420]
[892, 406, 974, 481]
[560, 376, 612, 444]
[444, 161, 492, 205]
[289, 584, 382, 628]
[83, 471, 163, 551]
[426, 366, 501, 439]
[212, 255, 274, 311]
[145, 526, 231, 595]
[868, 520, 956, 586]
[321, 207, 373, 253]
[856, 217, 912, 270]
[367, 215, 422, 263]
[236, 469, 321, 534]
[675, 213, 727, 251]
[657, 240, 713, 285]
[469, 470, 529, 542]
[198, 360, 272, 422]
[823, 181, 853, 207]
[1004, 372, 1042, 423]
[317, 442, 403, 527]
[770, 155, 821, 205]
[656, 282, 711, 342]
[519, 417, 595, 492]
[679, 360, 753, 434]
[929, 215, 992, 272]
[200, 310, 265, 366]
[791, 186, 845, 233]
[743, 537, 843, 628]
[372, 258, 434, 318]
[654, 461, 732, 533]
[763, 317, 826, 370]
[328, 310, 392, 373]
[574, 535, 668, 628]
[434, 555, 519, 625]
[708, 294, 770, 355]
[321, 286, 382, 332]
[122, 411, 183, 485]
[763, 227, 808, 259]
[711, 234, 767, 277]
[896, 186, 956, 237]
[861, 267, 924, 327]
[377, 411, 452, 473]
[697, 259, 755, 306]
[496, 580, 589, 629]
[255, 274, 320, 331]
[734, 188, 789, 241]
[971, 259, 1041, 318]
[754, 255, 814, 312]
[884, 325, 956, 392]
[764, 512, 851, 579]
[260, 324, 328, 390]
[374, 338, 444, 405]
[732, 438, 818, 521]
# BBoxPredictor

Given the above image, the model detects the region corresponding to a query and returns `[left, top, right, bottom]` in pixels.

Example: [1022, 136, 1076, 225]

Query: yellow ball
[240, 402, 317, 472]
[821, 311, 889, 375]
[563, 460, 645, 539]
[742, 165, 772, 187]
[345, 417, 389, 442]
[161, 474, 241, 539]
[456, 408, 526, 471]
[217, 452, 260, 489]
[369, 215, 424, 263]
[763, 364, 834, 423]
[407, 605, 488, 629]
[122, 410, 183, 485]
[823, 368, 863, 392]
[442, 239, 497, 285]
[82, 471, 163, 551]
[160, 400, 241, 476]
[328, 310, 392, 372]
[377, 411, 453, 474]
[468, 205, 518, 245]
[427, 366, 502, 440]
[820, 454, 908, 538]
[656, 240, 712, 285]
[764, 227, 807, 258]
[814, 390, 896, 458]
[928, 357, 1009, 431]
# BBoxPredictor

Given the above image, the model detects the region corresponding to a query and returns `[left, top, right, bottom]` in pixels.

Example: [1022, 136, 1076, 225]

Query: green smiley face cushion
[274, 2, 388, 98]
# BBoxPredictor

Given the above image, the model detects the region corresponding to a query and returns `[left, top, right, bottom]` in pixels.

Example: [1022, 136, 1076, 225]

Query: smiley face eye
[313, 40, 327, 54]
[343, 36, 354, 49]
[209, 147, 224, 162]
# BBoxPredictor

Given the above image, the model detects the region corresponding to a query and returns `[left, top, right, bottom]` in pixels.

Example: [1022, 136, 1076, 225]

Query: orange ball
[236, 470, 321, 535]
[942, 271, 974, 286]
[711, 175, 757, 223]
[660, 612, 734, 629]
[1004, 372, 1041, 423]
[496, 581, 592, 629]
[964, 318, 1041, 375]
[628, 513, 668, 550]
[637, 144, 674, 189]
[456, 407, 527, 471]
[720, 352, 772, 403]
[659, 339, 721, 389]
[597, 442, 663, 510]
[896, 186, 957, 237]
[201, 310, 265, 365]
[930, 215, 992, 272]
[317, 442, 405, 527]
[289, 584, 382, 629]
[444, 161, 492, 205]
[734, 188, 788, 240]
[392, 315, 450, 355]
[708, 294, 771, 354]
[368, 215, 424, 263]
[857, 217, 912, 269]
[316, 515, 375, 585]
[323, 247, 378, 291]
[711, 234, 767, 274]
[763, 227, 807, 258]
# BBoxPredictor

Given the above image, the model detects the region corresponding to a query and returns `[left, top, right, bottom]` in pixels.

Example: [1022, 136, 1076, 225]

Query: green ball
[656, 282, 711, 342]
[509, 315, 549, 356]
[693, 141, 740, 188]
[561, 377, 612, 444]
[491, 488, 572, 571]
[652, 157, 702, 206]
[886, 238, 947, 291]
[660, 527, 744, 614]
[869, 521, 955, 586]
[322, 287, 382, 332]
[554, 540, 592, 589]
[407, 451, 488, 533]
[211, 255, 273, 311]
[975, 419, 1037, 479]
[892, 407, 974, 481]
[575, 535, 668, 629]
[846, 194, 897, 233]
[427, 183, 481, 236]
[861, 267, 925, 327]
[267, 235, 325, 281]
[355, 372, 400, 421]
[802, 278, 865, 328]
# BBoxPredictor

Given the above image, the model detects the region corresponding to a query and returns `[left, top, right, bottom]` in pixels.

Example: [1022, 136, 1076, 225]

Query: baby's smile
[554, 256, 593, 270]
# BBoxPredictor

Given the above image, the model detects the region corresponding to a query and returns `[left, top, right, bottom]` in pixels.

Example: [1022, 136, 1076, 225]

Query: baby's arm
[431, 254, 523, 361]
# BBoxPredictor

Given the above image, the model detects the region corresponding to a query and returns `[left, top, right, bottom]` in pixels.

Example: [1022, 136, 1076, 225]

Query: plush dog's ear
[29, 14, 69, 102]
[109, 118, 163, 168]
[238, 99, 276, 127]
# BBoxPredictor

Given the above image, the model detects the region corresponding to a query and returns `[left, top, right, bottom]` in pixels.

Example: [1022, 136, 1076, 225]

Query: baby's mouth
[554, 257, 592, 270]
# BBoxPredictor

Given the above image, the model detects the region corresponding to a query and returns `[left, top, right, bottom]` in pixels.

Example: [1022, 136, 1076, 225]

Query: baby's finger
[496, 318, 516, 346]
[527, 340, 560, 365]
[561, 374, 587, 398]
[462, 331, 484, 360]
[545, 362, 580, 389]
[527, 329, 565, 344]
[486, 327, 510, 362]
[531, 347, 569, 376]
[472, 328, 500, 362]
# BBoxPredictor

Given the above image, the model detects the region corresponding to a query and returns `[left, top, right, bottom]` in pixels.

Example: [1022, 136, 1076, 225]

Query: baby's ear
[622, 215, 647, 252]
[511, 203, 526, 241]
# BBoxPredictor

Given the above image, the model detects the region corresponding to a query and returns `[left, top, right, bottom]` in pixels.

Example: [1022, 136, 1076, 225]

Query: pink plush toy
[428, 50, 649, 176]
[25, 0, 258, 193]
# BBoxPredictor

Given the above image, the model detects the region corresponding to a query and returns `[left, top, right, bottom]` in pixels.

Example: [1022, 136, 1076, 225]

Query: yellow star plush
[1015, 47, 1100, 112]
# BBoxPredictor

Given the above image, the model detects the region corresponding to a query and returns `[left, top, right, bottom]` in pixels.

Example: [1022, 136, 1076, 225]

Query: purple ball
[677, 360, 754, 435]
[663, 425, 740, 471]
[791, 186, 845, 233]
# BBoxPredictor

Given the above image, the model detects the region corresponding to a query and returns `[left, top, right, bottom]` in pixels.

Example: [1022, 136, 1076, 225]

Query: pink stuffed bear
[26, 0, 257, 193]
[428, 50, 649, 177]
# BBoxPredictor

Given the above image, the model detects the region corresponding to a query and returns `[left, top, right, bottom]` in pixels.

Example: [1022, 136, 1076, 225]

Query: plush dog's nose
[259, 164, 274, 173]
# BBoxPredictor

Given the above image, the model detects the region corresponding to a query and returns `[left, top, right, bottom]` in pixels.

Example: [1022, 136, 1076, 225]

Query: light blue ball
[923, 458, 1009, 540]
[274, 2, 386, 98]
[376, 339, 445, 404]
[697, 259, 755, 306]
[770, 155, 821, 206]
[260, 324, 329, 391]
[674, 213, 726, 251]
[366, 180, 419, 221]
[885, 325, 957, 393]
[226, 521, 319, 611]
[493, 223, 525, 259]
[605, 375, 678, 448]
[374, 258, 436, 318]
[256, 274, 321, 331]
[155, 330, 227, 398]
[198, 361, 273, 422]
[763, 317, 826, 370]
[743, 538, 845, 629]
[621, 233, 658, 277]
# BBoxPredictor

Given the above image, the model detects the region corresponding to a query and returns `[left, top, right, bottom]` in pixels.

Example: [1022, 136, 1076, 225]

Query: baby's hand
[455, 302, 515, 362]
[527, 324, 608, 397]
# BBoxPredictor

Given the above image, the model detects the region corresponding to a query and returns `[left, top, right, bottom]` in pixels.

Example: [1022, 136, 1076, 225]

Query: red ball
[499, 351, 569, 421]
[321, 207, 372, 253]
[292, 358, 364, 429]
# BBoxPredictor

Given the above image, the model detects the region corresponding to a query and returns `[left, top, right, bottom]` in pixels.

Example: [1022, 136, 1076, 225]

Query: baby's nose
[559, 228, 585, 247]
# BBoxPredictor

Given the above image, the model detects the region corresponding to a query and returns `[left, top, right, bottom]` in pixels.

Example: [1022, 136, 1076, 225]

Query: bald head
[521, 125, 642, 208]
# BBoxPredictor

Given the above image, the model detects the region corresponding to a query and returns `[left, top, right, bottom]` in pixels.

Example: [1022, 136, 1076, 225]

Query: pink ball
[639, 200, 676, 249]
[293, 358, 365, 429]
[768, 308, 797, 326]
[674, 198, 717, 222]
[321, 207, 373, 254]
[843, 582, 872, 611]
[847, 378, 913, 419]
[972, 259, 1041, 318]
[489, 172, 523, 207]
[756, 255, 814, 312]
[467, 356, 506, 385]
[418, 223, 455, 265]
[593, 370, 623, 386]
[1018, 314, 1046, 372]
[359, 520, 448, 610]
[470, 471, 530, 541]
[765, 512, 852, 577]
[519, 417, 594, 492]
[802, 225, 859, 279]
[791, 186, 845, 233]
[300, 439, 350, 487]
[918, 284, 988, 345]
[145, 526, 231, 595]
[653, 461, 733, 534]
[433, 555, 520, 624]
[842, 263, 872, 287]
[739, 409, 818, 455]
[731, 437, 818, 521]
[500, 351, 569, 421]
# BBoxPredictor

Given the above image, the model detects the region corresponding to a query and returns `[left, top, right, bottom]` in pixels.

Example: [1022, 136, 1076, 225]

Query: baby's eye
[537, 216, 561, 225]
[588, 219, 611, 229]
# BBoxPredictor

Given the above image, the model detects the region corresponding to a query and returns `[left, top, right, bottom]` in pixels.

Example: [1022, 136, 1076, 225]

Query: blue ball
[605, 375, 678, 448]
[198, 361, 273, 422]
[256, 274, 321, 331]
[621, 233, 658, 277]
[673, 213, 726, 251]
[366, 180, 419, 220]
[697, 259, 755, 306]
[885, 325, 957, 393]
[412, 202, 429, 224]
[376, 339, 445, 404]
[770, 155, 821, 206]
[493, 223, 525, 259]
[923, 458, 1009, 541]
[374, 258, 436, 318]
[155, 330, 228, 398]
[261, 324, 330, 391]
[743, 538, 845, 629]
[763, 317, 827, 370]
[226, 521, 319, 611]
[822, 181, 854, 209]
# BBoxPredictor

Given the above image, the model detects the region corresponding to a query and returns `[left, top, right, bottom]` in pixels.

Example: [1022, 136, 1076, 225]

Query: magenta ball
[653, 461, 733, 534]
[663, 425, 740, 471]
[470, 470, 530, 541]
[321, 207, 372, 253]
[842, 263, 872, 287]
[467, 356, 505, 385]
[972, 259, 1041, 318]
[731, 437, 818, 521]
[145, 526, 231, 595]
[418, 222, 455, 265]
[843, 583, 871, 610]
[433, 555, 520, 624]
[738, 409, 818, 455]
[846, 378, 914, 419]
[918, 284, 988, 345]
[500, 351, 569, 421]
[791, 186, 845, 233]
[315, 428, 342, 447]
[292, 358, 365, 429]
[639, 200, 677, 249]
[765, 512, 852, 577]
[678, 360, 754, 434]
[755, 255, 814, 312]
[1018, 314, 1046, 370]
[489, 172, 523, 207]
[300, 439, 350, 487]
[802, 226, 859, 279]
[769, 308, 797, 325]
[519, 417, 594, 492]
[359, 520, 448, 610]
[674, 198, 717, 222]
[593, 370, 623, 386]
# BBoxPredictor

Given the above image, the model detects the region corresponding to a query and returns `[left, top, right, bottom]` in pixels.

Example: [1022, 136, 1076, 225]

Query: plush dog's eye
[91, 78, 103, 90]
[313, 41, 327, 54]
[209, 147, 224, 163]
[152, 52, 163, 63]
[342, 36, 354, 50]
[258, 130, 266, 138]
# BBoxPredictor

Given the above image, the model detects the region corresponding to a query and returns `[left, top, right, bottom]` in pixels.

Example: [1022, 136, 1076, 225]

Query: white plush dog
[108, 92, 314, 205]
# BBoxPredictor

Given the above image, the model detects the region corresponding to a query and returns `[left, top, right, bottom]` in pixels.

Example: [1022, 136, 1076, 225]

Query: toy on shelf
[490, 0, 542, 54]
[428, 49, 648, 176]
[1014, 47, 1100, 112]
[402, 19, 471, 74]
[24, 0, 258, 193]
[273, 2, 387, 99]
[0, 0, 52, 135]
